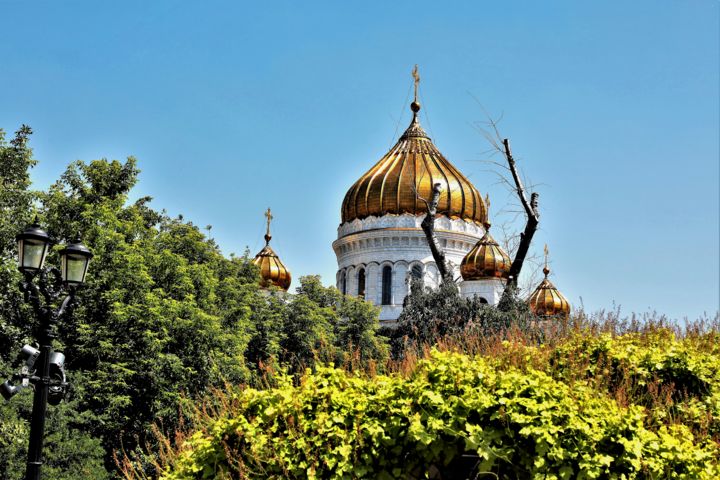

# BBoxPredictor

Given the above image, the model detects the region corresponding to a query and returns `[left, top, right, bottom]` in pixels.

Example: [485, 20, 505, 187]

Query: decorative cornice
[337, 213, 485, 239]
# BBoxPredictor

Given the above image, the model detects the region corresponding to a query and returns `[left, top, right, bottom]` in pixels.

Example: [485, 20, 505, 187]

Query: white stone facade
[333, 214, 507, 324]
[459, 278, 506, 305]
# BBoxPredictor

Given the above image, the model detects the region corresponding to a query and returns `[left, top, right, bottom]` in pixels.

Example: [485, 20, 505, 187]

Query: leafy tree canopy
[0, 126, 388, 477]
[392, 278, 533, 357]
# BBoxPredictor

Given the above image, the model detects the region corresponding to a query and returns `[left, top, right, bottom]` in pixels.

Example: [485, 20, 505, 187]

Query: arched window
[357, 268, 366, 298]
[340, 271, 347, 295]
[478, 297, 488, 304]
[381, 265, 392, 305]
[411, 264, 423, 282]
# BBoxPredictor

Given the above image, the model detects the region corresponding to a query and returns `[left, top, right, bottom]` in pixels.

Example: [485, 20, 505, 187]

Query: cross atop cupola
[264, 208, 273, 244]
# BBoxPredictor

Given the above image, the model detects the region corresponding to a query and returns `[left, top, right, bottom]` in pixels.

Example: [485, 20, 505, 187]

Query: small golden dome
[252, 208, 291, 291]
[528, 246, 570, 317]
[460, 224, 511, 280]
[341, 69, 487, 225]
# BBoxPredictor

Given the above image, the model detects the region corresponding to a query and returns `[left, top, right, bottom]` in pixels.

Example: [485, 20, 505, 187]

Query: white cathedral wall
[332, 214, 485, 323]
[366, 263, 379, 305]
[459, 278, 507, 305]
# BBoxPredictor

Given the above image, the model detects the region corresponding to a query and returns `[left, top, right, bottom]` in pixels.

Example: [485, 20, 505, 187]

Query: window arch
[340, 271, 347, 295]
[381, 265, 392, 305]
[357, 268, 366, 298]
[411, 264, 423, 281]
[478, 297, 488, 304]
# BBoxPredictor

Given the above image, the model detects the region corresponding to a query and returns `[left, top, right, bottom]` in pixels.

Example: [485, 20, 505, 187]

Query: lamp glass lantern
[59, 239, 93, 286]
[16, 222, 52, 273]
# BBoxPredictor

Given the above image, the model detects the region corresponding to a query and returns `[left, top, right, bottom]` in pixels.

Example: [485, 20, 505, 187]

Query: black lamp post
[1, 219, 92, 480]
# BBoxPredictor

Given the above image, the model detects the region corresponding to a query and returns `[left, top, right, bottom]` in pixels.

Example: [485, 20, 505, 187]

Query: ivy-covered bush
[155, 349, 720, 479]
[550, 330, 720, 436]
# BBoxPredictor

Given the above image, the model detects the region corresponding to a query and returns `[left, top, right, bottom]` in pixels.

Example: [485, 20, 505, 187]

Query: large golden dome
[460, 225, 511, 280]
[252, 209, 291, 291]
[341, 100, 487, 225]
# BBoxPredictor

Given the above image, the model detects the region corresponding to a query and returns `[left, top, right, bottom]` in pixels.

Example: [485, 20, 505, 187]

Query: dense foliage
[551, 329, 720, 438]
[391, 278, 533, 357]
[2, 126, 718, 479]
[0, 126, 37, 362]
[135, 325, 720, 479]
[0, 126, 387, 477]
[0, 127, 108, 477]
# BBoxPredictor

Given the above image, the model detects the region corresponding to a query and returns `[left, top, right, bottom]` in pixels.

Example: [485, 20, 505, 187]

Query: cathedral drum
[333, 68, 504, 323]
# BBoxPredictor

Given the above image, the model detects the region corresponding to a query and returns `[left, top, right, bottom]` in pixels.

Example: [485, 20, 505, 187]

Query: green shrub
[157, 349, 720, 479]
[551, 330, 720, 436]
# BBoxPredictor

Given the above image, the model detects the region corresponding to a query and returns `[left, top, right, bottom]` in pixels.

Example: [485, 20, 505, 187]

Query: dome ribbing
[460, 226, 511, 280]
[528, 266, 570, 317]
[341, 104, 486, 225]
[252, 208, 291, 291]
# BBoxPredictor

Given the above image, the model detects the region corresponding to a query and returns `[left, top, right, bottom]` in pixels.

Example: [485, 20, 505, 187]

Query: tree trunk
[501, 138, 539, 304]
[420, 182, 452, 282]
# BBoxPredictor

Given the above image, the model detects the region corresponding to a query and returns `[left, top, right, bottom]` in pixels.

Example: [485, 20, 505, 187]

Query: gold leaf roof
[253, 244, 291, 291]
[252, 209, 291, 291]
[527, 267, 570, 317]
[341, 104, 487, 225]
[460, 227, 511, 280]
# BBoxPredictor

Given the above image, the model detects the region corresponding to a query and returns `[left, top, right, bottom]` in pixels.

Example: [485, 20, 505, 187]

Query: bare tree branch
[472, 106, 541, 305]
[408, 160, 451, 281]
[501, 138, 540, 294]
[419, 182, 452, 281]
[503, 139, 538, 226]
[409, 161, 452, 281]
[494, 218, 543, 293]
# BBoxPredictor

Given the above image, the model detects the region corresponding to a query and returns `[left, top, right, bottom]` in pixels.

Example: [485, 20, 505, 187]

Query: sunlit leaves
[161, 349, 720, 479]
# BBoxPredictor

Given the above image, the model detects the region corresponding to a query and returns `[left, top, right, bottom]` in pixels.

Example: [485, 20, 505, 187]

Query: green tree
[245, 276, 388, 375]
[335, 294, 388, 368]
[0, 125, 37, 358]
[1, 138, 389, 477]
[36, 158, 264, 468]
[0, 125, 36, 256]
[280, 288, 336, 371]
[393, 278, 533, 356]
[0, 154, 268, 473]
[0, 126, 107, 478]
[0, 390, 108, 480]
[280, 276, 388, 372]
[245, 291, 286, 374]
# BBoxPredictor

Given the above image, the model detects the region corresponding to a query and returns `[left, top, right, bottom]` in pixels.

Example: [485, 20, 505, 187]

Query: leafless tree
[407, 66, 541, 295]
[493, 218, 543, 293]
[407, 154, 453, 282]
[474, 113, 541, 303]
[411, 122, 543, 292]
[416, 182, 453, 282]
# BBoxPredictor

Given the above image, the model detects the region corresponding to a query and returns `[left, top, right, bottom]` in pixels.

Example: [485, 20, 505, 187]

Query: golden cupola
[460, 197, 511, 280]
[341, 66, 486, 225]
[528, 245, 570, 317]
[252, 208, 292, 291]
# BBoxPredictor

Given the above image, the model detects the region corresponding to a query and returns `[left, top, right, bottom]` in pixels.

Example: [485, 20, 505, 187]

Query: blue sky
[1, 0, 718, 321]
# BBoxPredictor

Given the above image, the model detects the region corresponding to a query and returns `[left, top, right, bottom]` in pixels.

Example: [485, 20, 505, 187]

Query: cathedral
[252, 69, 570, 324]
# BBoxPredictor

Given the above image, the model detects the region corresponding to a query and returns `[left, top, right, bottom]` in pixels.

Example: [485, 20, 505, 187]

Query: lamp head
[59, 237, 93, 286]
[49, 351, 65, 369]
[48, 352, 67, 406]
[0, 381, 19, 401]
[15, 219, 52, 273]
[20, 345, 40, 368]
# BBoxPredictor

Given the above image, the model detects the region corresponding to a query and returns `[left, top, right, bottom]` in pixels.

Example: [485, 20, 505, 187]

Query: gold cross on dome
[412, 64, 420, 103]
[264, 208, 273, 237]
[544, 244, 549, 270]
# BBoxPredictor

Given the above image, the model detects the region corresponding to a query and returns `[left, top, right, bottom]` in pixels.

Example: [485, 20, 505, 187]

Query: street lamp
[2, 219, 92, 480]
[59, 238, 93, 286]
[16, 220, 51, 273]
